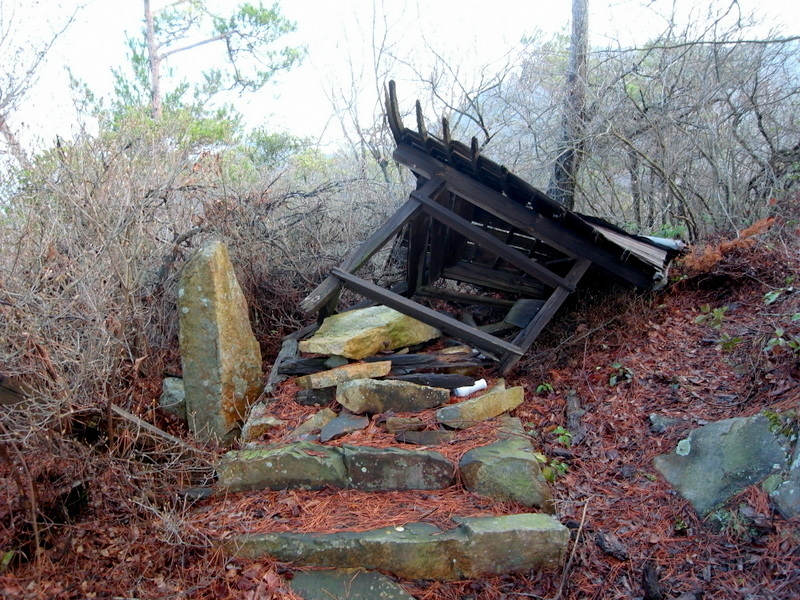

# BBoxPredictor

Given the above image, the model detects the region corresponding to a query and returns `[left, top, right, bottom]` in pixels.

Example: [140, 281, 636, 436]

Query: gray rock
[771, 442, 800, 519]
[436, 385, 524, 429]
[160, 377, 186, 420]
[296, 388, 335, 406]
[649, 413, 685, 434]
[298, 305, 441, 360]
[653, 413, 791, 516]
[240, 402, 285, 441]
[295, 360, 392, 390]
[226, 513, 568, 580]
[337, 378, 449, 414]
[289, 408, 338, 441]
[395, 430, 457, 445]
[324, 355, 350, 369]
[217, 442, 347, 492]
[178, 241, 263, 443]
[459, 438, 554, 512]
[383, 416, 425, 433]
[320, 413, 370, 442]
[343, 445, 456, 491]
[289, 568, 414, 600]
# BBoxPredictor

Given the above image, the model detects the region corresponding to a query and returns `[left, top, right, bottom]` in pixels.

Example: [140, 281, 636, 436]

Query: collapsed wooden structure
[300, 81, 683, 374]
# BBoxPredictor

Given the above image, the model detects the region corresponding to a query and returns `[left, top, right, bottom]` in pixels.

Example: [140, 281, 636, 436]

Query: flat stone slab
[217, 442, 347, 492]
[343, 445, 456, 491]
[226, 513, 569, 580]
[654, 413, 791, 516]
[289, 408, 338, 441]
[320, 414, 370, 442]
[459, 438, 554, 512]
[240, 402, 285, 441]
[337, 378, 450, 414]
[384, 417, 425, 433]
[217, 443, 456, 493]
[436, 385, 524, 429]
[299, 305, 441, 360]
[395, 430, 457, 446]
[289, 568, 414, 600]
[296, 388, 335, 406]
[295, 361, 392, 390]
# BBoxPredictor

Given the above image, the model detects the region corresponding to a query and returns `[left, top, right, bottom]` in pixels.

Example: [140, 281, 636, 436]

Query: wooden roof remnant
[300, 81, 684, 374]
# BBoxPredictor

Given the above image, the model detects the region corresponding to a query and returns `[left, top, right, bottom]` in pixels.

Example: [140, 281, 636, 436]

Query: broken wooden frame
[300, 81, 682, 374]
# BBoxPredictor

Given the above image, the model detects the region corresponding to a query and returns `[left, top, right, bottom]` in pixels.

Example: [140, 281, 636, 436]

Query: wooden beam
[411, 190, 574, 291]
[330, 268, 523, 357]
[415, 286, 516, 309]
[442, 262, 545, 297]
[394, 145, 656, 289]
[498, 258, 591, 374]
[299, 177, 446, 313]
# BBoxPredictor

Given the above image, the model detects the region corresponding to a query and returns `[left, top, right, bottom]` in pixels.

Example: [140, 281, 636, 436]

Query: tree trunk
[548, 0, 589, 210]
[0, 114, 32, 171]
[143, 0, 162, 119]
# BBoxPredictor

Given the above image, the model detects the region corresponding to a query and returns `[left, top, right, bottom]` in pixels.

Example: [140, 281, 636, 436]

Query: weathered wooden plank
[363, 353, 487, 370]
[406, 212, 430, 294]
[330, 268, 523, 357]
[386, 373, 476, 389]
[498, 258, 591, 374]
[442, 262, 546, 297]
[299, 177, 446, 313]
[394, 145, 657, 289]
[411, 190, 574, 291]
[415, 286, 516, 309]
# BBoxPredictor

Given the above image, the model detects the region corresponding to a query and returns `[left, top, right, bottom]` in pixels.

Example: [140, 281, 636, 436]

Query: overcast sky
[10, 0, 799, 151]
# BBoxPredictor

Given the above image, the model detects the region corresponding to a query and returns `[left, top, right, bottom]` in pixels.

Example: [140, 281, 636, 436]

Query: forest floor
[1, 216, 799, 600]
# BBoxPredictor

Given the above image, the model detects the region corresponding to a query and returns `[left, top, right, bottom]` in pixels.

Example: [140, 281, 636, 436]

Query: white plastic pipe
[453, 378, 487, 397]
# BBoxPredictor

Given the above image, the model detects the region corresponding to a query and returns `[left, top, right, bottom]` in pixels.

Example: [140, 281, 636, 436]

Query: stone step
[224, 513, 569, 581]
[216, 439, 553, 511]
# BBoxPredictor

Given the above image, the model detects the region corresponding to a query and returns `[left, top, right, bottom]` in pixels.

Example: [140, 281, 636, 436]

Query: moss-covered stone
[295, 360, 392, 390]
[337, 378, 449, 414]
[436, 385, 524, 429]
[298, 306, 441, 359]
[459, 438, 554, 512]
[654, 413, 791, 516]
[225, 514, 568, 580]
[343, 445, 456, 491]
[217, 442, 347, 491]
[179, 241, 263, 443]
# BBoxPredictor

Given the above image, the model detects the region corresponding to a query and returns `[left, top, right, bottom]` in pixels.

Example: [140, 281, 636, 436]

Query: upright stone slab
[299, 305, 441, 359]
[179, 241, 263, 443]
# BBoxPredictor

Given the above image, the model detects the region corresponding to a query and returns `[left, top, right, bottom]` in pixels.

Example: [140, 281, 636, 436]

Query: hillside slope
[1, 216, 799, 599]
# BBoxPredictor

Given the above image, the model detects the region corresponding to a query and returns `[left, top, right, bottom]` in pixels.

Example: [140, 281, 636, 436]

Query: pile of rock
[163, 242, 569, 586]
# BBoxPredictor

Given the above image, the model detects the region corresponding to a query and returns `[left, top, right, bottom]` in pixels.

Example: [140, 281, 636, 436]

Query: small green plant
[695, 304, 728, 329]
[0, 550, 13, 573]
[673, 516, 689, 535]
[533, 452, 570, 482]
[764, 281, 795, 305]
[552, 426, 573, 448]
[717, 333, 744, 352]
[609, 362, 634, 386]
[763, 328, 800, 353]
[763, 409, 798, 439]
[536, 382, 554, 395]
